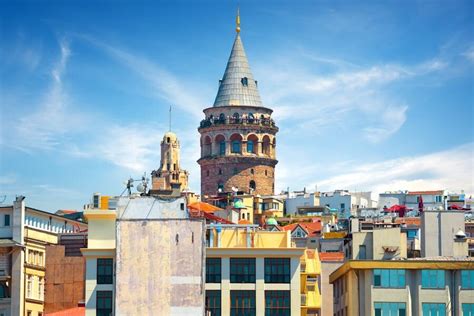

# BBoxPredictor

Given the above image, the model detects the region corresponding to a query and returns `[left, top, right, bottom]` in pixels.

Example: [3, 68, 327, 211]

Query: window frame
[374, 302, 406, 316]
[461, 270, 474, 289]
[230, 258, 256, 283]
[96, 290, 113, 316]
[206, 258, 222, 283]
[264, 258, 290, 284]
[422, 303, 446, 316]
[265, 290, 290, 316]
[205, 290, 221, 316]
[97, 258, 114, 285]
[230, 290, 256, 316]
[373, 269, 405, 288]
[4, 214, 10, 227]
[421, 270, 445, 289]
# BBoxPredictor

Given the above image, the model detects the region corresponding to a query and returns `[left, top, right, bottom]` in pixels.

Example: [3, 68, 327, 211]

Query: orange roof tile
[319, 252, 345, 262]
[281, 222, 322, 237]
[395, 217, 421, 226]
[188, 201, 223, 213]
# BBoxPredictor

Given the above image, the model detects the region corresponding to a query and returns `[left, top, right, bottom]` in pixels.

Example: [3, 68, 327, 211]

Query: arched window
[230, 134, 242, 154]
[215, 135, 226, 156]
[219, 113, 225, 123]
[232, 112, 240, 123]
[262, 135, 271, 156]
[265, 170, 268, 176]
[250, 180, 256, 191]
[233, 168, 238, 175]
[247, 134, 258, 154]
[241, 77, 248, 86]
[248, 112, 254, 123]
[167, 137, 170, 143]
[250, 169, 254, 175]
[218, 182, 224, 192]
[218, 168, 222, 175]
[203, 136, 212, 156]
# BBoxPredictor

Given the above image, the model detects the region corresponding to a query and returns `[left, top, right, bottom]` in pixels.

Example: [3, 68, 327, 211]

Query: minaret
[152, 129, 189, 191]
[198, 11, 278, 197]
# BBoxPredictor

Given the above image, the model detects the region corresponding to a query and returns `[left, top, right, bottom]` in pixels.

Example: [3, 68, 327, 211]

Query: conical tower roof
[213, 33, 263, 107]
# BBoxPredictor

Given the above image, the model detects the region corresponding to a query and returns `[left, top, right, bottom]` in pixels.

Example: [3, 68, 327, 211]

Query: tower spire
[169, 105, 172, 132]
[236, 7, 240, 33]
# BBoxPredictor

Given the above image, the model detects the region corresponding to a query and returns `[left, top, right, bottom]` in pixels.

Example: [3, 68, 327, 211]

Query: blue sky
[1, 0, 473, 212]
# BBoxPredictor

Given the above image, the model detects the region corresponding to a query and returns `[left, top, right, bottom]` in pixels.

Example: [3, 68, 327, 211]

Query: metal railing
[199, 117, 276, 129]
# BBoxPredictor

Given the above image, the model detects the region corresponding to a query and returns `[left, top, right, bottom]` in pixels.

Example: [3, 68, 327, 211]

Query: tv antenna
[121, 173, 149, 196]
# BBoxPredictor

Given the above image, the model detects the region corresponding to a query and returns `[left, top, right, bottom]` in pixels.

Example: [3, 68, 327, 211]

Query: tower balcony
[198, 116, 278, 133]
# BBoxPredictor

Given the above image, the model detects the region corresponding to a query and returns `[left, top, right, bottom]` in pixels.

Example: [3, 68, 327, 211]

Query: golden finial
[236, 7, 241, 33]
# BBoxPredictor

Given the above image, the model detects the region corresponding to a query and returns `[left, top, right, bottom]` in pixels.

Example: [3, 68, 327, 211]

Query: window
[359, 245, 366, 259]
[27, 311, 32, 316]
[247, 140, 254, 153]
[249, 181, 256, 192]
[421, 270, 445, 288]
[207, 170, 210, 177]
[373, 269, 405, 288]
[435, 196, 442, 203]
[265, 170, 268, 176]
[206, 258, 221, 283]
[4, 215, 9, 227]
[374, 302, 406, 316]
[232, 140, 241, 153]
[206, 290, 221, 316]
[340, 203, 345, 210]
[250, 169, 254, 175]
[97, 258, 113, 284]
[218, 169, 222, 175]
[231, 290, 255, 316]
[462, 304, 474, 316]
[219, 113, 225, 123]
[218, 183, 224, 192]
[241, 77, 248, 87]
[265, 290, 290, 316]
[230, 258, 255, 283]
[26, 275, 33, 298]
[422, 303, 446, 316]
[461, 270, 474, 289]
[233, 112, 240, 121]
[167, 137, 170, 143]
[38, 277, 44, 300]
[219, 141, 226, 155]
[407, 230, 417, 239]
[96, 291, 113, 316]
[264, 258, 290, 283]
[248, 113, 254, 123]
[0, 282, 9, 298]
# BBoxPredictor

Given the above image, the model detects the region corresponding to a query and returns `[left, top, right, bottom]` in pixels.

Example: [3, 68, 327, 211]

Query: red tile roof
[407, 190, 444, 195]
[395, 217, 421, 226]
[281, 222, 322, 237]
[319, 252, 345, 262]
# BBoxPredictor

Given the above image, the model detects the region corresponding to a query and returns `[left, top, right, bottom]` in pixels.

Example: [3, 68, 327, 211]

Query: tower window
[233, 112, 240, 122]
[241, 77, 248, 86]
[167, 137, 170, 143]
[219, 113, 225, 123]
[206, 170, 210, 177]
[250, 181, 256, 192]
[250, 169, 254, 175]
[173, 163, 177, 170]
[247, 140, 254, 153]
[219, 141, 226, 155]
[233, 168, 238, 175]
[265, 170, 268, 176]
[218, 183, 224, 192]
[167, 163, 170, 170]
[248, 113, 254, 123]
[232, 140, 241, 153]
[218, 168, 222, 175]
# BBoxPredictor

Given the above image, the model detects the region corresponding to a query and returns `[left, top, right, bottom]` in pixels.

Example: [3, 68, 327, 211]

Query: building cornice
[206, 247, 305, 257]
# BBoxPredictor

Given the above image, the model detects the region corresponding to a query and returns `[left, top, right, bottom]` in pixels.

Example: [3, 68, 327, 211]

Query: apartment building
[329, 259, 474, 316]
[205, 224, 305, 315]
[82, 194, 205, 316]
[0, 197, 87, 316]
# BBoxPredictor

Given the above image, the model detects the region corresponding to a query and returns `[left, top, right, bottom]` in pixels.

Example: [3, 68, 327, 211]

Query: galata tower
[198, 12, 278, 198]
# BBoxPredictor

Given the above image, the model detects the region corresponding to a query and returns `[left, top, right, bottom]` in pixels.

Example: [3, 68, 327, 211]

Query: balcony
[199, 117, 277, 130]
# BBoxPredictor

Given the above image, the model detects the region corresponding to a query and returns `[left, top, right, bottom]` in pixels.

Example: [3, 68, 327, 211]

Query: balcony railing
[199, 117, 276, 129]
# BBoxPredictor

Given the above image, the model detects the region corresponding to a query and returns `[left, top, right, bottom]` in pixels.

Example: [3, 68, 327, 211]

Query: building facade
[151, 131, 189, 191]
[82, 194, 205, 316]
[330, 260, 474, 316]
[198, 15, 278, 198]
[205, 224, 305, 316]
[0, 197, 87, 316]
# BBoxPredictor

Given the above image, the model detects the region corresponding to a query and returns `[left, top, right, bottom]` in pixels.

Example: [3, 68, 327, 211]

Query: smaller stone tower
[151, 132, 189, 191]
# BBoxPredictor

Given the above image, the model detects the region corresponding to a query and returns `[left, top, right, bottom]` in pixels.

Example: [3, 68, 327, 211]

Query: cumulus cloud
[306, 143, 474, 195]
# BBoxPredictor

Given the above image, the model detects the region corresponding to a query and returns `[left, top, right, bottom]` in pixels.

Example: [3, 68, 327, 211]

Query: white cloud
[307, 143, 474, 195]
[462, 46, 474, 63]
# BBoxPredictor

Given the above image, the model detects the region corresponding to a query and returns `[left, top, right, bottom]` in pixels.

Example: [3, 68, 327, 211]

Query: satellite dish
[137, 183, 145, 193]
[232, 187, 238, 192]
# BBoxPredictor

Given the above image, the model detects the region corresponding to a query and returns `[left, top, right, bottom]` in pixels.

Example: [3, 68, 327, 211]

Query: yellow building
[300, 249, 321, 316]
[0, 197, 87, 316]
[205, 224, 305, 315]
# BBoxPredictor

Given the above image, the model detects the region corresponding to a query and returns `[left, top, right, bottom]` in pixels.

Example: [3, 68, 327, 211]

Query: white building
[406, 190, 445, 211]
[285, 191, 320, 215]
[319, 190, 375, 218]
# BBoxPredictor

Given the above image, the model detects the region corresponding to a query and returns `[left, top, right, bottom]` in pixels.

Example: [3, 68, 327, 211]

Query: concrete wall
[320, 261, 343, 316]
[115, 219, 205, 315]
[286, 194, 318, 215]
[422, 211, 467, 257]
